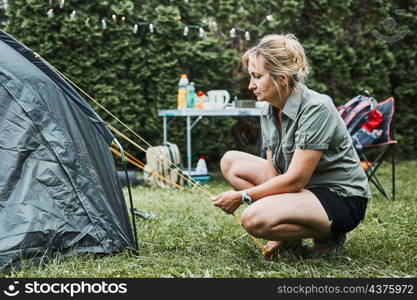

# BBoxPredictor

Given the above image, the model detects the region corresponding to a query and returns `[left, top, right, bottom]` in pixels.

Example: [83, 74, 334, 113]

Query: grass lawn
[3, 160, 417, 278]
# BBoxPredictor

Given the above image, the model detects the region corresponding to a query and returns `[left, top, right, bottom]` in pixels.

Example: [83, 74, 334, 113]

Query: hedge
[3, 0, 416, 167]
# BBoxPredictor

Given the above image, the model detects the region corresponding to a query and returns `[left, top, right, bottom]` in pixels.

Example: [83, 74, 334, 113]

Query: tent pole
[124, 160, 139, 251]
[114, 138, 139, 251]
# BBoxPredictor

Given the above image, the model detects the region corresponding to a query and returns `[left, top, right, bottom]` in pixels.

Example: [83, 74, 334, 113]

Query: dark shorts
[306, 187, 368, 234]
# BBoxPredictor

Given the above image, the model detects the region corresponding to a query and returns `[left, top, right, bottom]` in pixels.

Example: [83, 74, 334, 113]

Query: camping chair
[350, 97, 397, 200]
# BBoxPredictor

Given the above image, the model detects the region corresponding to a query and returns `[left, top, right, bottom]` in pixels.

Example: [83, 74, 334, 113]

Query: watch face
[243, 195, 251, 205]
[242, 191, 252, 204]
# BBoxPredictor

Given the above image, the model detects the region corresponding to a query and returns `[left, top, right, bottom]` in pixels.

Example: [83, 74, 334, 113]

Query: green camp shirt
[260, 85, 371, 199]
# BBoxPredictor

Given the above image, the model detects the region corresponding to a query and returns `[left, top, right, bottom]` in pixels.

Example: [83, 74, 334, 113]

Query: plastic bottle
[177, 74, 189, 109]
[186, 82, 197, 109]
[202, 92, 210, 108]
[196, 91, 205, 109]
[195, 156, 208, 175]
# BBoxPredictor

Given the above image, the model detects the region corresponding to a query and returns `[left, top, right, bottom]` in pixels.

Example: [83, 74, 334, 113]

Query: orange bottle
[196, 90, 204, 109]
[177, 74, 188, 109]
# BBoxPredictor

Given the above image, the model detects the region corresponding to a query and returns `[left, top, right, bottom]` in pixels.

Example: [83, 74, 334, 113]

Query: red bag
[362, 109, 383, 132]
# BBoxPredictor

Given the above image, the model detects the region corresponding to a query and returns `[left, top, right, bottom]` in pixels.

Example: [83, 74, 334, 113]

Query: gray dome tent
[0, 30, 136, 270]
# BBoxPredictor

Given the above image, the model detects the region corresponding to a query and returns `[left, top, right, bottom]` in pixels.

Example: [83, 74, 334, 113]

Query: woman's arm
[213, 149, 323, 213]
[265, 150, 280, 180]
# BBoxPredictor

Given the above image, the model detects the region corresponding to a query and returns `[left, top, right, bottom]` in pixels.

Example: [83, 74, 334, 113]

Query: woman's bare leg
[220, 150, 269, 190]
[220, 151, 333, 257]
[241, 189, 332, 240]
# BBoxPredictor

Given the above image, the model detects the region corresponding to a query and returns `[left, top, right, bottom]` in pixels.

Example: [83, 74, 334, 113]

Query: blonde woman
[213, 34, 371, 259]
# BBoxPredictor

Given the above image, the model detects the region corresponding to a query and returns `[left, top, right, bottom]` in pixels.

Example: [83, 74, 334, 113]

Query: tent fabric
[0, 30, 135, 270]
[0, 31, 114, 144]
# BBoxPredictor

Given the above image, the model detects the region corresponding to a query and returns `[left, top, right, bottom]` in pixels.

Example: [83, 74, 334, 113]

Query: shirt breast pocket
[282, 141, 295, 153]
[279, 141, 295, 171]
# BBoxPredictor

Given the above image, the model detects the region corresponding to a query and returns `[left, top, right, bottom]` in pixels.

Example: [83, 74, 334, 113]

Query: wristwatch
[241, 190, 252, 205]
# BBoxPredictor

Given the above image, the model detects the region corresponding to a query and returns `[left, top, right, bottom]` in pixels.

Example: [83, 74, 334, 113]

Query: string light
[101, 18, 107, 29]
[229, 27, 236, 38]
[199, 27, 205, 38]
[40, 6, 271, 42]
[46, 8, 54, 18]
[211, 21, 218, 32]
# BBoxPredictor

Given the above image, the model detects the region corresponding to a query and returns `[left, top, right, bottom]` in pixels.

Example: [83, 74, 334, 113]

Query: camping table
[158, 108, 266, 174]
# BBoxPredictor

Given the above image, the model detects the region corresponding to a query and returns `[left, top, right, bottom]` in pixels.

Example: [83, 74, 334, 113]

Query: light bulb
[101, 18, 107, 30]
[46, 8, 53, 18]
[112, 14, 117, 22]
[133, 24, 138, 34]
[183, 26, 189, 36]
[266, 15, 274, 21]
[211, 21, 218, 31]
[122, 16, 126, 22]
[85, 17, 90, 26]
[59, 0, 65, 9]
[69, 10, 76, 20]
[149, 23, 154, 33]
[245, 31, 250, 41]
[199, 27, 205, 38]
[229, 27, 236, 38]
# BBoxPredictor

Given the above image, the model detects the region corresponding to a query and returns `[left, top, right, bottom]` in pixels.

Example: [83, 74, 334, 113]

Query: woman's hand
[212, 191, 242, 214]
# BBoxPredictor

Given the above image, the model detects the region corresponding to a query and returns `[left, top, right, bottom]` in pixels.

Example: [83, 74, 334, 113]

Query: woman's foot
[263, 240, 306, 260]
[308, 232, 346, 259]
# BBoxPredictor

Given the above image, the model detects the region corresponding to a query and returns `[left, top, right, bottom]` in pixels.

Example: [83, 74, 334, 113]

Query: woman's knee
[241, 206, 270, 237]
[220, 150, 239, 175]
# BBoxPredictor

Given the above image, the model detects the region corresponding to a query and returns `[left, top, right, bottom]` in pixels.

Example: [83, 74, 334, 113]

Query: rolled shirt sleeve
[295, 103, 336, 150]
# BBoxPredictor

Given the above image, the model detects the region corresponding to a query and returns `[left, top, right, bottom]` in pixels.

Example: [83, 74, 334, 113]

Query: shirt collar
[262, 85, 305, 120]
[281, 85, 304, 120]
[261, 101, 270, 115]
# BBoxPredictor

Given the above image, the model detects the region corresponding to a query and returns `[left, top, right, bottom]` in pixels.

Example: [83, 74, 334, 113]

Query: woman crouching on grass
[212, 34, 371, 260]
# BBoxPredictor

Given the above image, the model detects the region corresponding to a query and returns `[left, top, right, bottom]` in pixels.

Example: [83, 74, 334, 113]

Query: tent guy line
[35, 49, 214, 197]
[107, 123, 267, 254]
[109, 145, 184, 190]
[107, 123, 210, 196]
[34, 51, 207, 194]
[110, 144, 267, 254]
[33, 51, 267, 256]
